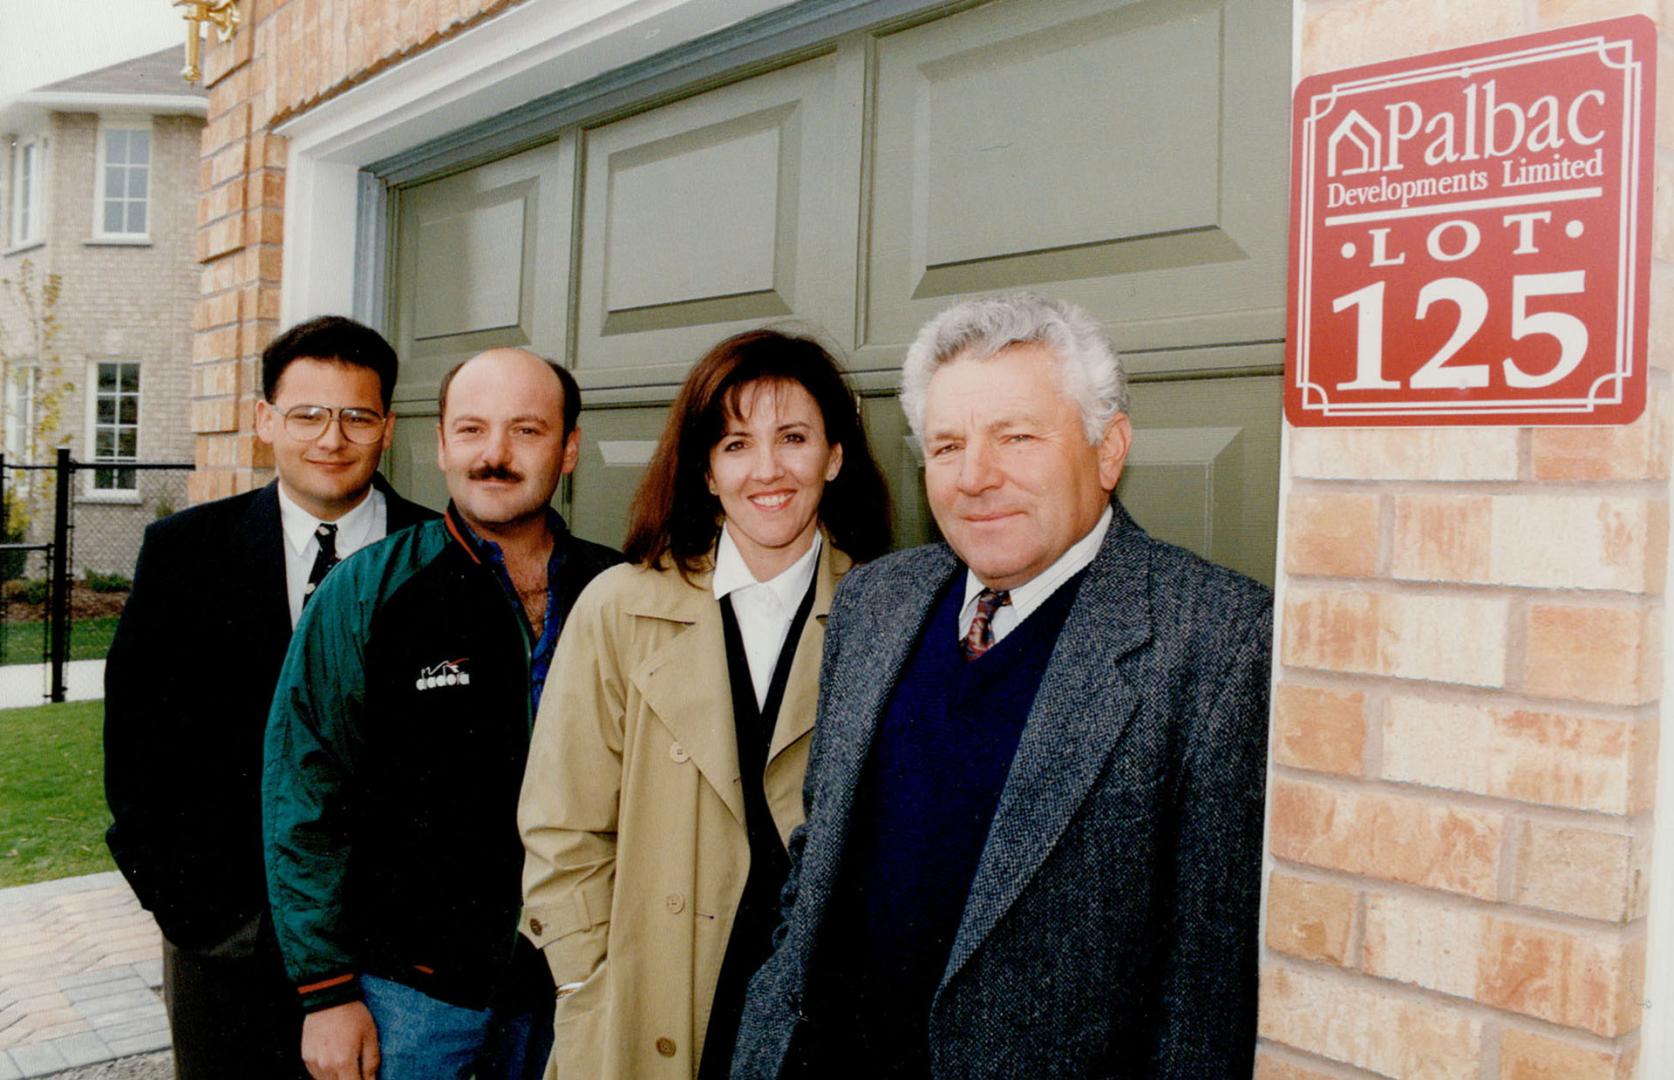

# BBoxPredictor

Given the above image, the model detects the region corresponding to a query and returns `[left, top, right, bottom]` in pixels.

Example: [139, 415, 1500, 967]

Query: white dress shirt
[956, 505, 1113, 646]
[711, 526, 823, 711]
[276, 483, 388, 627]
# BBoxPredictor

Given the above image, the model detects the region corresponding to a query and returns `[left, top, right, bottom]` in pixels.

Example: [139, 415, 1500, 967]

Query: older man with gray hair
[730, 291, 1273, 1078]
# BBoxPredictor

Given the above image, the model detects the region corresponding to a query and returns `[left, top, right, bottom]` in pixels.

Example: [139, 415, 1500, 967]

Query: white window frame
[91, 116, 152, 243]
[4, 364, 38, 496]
[8, 135, 45, 250]
[83, 358, 142, 502]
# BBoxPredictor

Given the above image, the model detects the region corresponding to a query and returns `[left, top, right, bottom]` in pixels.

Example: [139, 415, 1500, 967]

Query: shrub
[83, 569, 132, 593]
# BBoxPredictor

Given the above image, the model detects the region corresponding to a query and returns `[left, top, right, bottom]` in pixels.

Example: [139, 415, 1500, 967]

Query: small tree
[0, 258, 75, 526]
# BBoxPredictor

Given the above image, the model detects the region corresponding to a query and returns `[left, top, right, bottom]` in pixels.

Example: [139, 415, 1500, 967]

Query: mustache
[468, 464, 524, 482]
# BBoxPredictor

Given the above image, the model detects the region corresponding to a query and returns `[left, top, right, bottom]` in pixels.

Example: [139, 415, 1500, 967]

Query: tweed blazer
[730, 502, 1273, 1079]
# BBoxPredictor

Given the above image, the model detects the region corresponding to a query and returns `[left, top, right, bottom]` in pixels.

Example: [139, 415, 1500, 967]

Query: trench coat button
[655, 1037, 677, 1057]
[669, 743, 690, 763]
[528, 917, 544, 936]
[664, 893, 685, 914]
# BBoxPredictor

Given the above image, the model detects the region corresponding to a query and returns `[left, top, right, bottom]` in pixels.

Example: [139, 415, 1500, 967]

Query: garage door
[385, 0, 1289, 584]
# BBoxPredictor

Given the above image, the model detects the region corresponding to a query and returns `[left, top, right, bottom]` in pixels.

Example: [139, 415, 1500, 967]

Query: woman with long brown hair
[517, 329, 890, 1078]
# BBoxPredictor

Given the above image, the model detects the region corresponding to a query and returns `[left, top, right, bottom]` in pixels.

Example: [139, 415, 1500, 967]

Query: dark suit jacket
[732, 503, 1273, 1079]
[104, 476, 435, 949]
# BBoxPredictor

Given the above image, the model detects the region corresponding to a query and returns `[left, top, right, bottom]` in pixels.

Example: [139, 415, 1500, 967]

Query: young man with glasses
[104, 316, 436, 1079]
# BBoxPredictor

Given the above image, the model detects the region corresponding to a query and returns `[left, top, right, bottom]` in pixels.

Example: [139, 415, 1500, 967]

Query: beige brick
[193, 325, 240, 364]
[1363, 892, 1481, 998]
[1285, 493, 1379, 577]
[1535, 0, 1658, 24]
[1300, 0, 1524, 77]
[1283, 587, 1509, 687]
[1268, 777, 1503, 899]
[1524, 604, 1661, 705]
[1289, 427, 1519, 481]
[1657, 158, 1673, 263]
[245, 206, 286, 247]
[1258, 964, 1480, 1080]
[188, 468, 234, 504]
[206, 139, 250, 188]
[1381, 696, 1648, 813]
[1661, 42, 1674, 152]
[1515, 821, 1645, 922]
[1532, 381, 1672, 480]
[1490, 496, 1668, 594]
[1253, 1052, 1339, 1080]
[1266, 873, 1356, 966]
[1392, 494, 1491, 582]
[1657, 265, 1674, 373]
[1500, 1027, 1637, 1080]
[1271, 683, 1365, 776]
[190, 399, 238, 435]
[1394, 495, 1667, 592]
[1477, 921, 1644, 1036]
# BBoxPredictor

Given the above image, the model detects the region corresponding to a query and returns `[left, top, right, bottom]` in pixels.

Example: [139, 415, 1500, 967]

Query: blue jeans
[360, 975, 552, 1080]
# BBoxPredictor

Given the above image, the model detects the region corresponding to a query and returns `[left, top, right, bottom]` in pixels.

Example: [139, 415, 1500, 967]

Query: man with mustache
[263, 348, 622, 1080]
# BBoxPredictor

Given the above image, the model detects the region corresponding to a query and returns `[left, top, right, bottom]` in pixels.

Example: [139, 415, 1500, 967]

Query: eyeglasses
[281, 404, 388, 445]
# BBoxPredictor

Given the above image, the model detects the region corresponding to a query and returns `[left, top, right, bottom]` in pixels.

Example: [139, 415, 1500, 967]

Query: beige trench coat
[518, 541, 853, 1078]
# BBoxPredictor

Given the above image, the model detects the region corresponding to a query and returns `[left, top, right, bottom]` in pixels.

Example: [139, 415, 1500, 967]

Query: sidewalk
[0, 663, 105, 711]
[0, 872, 168, 1078]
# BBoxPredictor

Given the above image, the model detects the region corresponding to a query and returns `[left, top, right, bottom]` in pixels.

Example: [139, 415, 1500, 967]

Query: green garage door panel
[567, 406, 669, 550]
[858, 0, 1290, 375]
[1118, 375, 1281, 585]
[382, 404, 448, 513]
[571, 49, 864, 388]
[390, 138, 575, 408]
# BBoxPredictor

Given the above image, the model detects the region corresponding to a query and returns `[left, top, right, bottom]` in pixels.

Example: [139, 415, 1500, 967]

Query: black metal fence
[0, 449, 193, 703]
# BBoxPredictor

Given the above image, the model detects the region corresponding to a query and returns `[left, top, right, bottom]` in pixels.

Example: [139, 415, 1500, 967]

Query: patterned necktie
[961, 588, 1011, 661]
[303, 523, 339, 608]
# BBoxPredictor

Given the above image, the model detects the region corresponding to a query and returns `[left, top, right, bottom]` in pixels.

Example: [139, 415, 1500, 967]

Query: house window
[92, 361, 140, 491]
[96, 123, 149, 238]
[9, 138, 42, 246]
[5, 366, 38, 499]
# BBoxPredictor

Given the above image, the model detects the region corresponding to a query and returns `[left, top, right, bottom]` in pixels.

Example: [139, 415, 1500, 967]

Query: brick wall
[191, 0, 529, 504]
[1259, 2, 1674, 1077]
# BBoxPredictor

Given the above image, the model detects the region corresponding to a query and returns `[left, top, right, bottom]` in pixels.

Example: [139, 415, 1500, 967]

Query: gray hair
[899, 291, 1128, 446]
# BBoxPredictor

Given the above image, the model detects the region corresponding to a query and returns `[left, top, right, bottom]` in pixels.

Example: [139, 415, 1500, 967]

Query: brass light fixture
[175, 0, 242, 85]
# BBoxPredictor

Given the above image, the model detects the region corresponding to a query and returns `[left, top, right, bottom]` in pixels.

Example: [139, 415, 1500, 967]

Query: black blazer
[733, 503, 1273, 1079]
[104, 476, 436, 948]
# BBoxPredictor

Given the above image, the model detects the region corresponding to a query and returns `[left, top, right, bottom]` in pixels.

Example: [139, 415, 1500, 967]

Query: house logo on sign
[1327, 111, 1381, 176]
[416, 658, 471, 691]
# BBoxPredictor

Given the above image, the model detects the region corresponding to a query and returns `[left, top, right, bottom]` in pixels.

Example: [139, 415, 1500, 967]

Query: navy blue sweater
[808, 573, 1083, 1075]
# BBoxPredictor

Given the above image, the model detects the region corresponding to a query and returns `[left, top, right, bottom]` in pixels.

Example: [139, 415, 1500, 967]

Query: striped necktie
[960, 588, 1011, 661]
[303, 523, 339, 608]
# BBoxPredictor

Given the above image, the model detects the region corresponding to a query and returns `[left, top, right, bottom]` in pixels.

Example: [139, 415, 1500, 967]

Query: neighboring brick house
[189, 1, 1673, 1076]
[0, 45, 204, 576]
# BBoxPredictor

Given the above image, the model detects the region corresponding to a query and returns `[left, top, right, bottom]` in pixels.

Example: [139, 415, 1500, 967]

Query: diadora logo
[415, 658, 471, 691]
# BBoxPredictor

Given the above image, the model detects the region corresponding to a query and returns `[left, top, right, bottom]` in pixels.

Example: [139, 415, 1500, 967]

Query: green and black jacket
[261, 505, 621, 1013]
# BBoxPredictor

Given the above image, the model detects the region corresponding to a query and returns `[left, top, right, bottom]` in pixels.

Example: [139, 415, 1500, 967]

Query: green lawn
[0, 616, 121, 666]
[0, 699, 115, 886]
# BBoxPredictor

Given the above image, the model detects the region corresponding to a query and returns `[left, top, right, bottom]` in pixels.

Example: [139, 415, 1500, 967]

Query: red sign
[1286, 17, 1657, 426]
